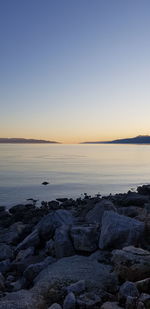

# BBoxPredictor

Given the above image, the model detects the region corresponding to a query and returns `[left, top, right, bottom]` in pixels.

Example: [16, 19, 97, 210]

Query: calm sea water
[0, 144, 150, 207]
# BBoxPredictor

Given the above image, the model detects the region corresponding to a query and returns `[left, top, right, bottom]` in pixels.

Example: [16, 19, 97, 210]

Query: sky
[1, 0, 150, 144]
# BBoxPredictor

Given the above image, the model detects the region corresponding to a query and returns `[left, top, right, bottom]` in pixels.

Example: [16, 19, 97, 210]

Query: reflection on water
[0, 144, 150, 207]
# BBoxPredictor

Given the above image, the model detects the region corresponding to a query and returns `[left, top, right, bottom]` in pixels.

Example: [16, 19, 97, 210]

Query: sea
[0, 143, 150, 208]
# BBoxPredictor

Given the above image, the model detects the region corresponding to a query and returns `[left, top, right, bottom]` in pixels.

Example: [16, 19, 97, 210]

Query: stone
[70, 225, 99, 253]
[0, 259, 11, 274]
[45, 239, 55, 256]
[23, 256, 55, 282]
[118, 192, 149, 207]
[16, 229, 40, 251]
[86, 199, 116, 225]
[135, 278, 150, 293]
[137, 302, 146, 309]
[0, 289, 45, 308]
[0, 243, 14, 261]
[66, 280, 85, 295]
[138, 293, 150, 309]
[0, 222, 28, 245]
[48, 305, 62, 309]
[33, 255, 118, 295]
[54, 225, 75, 258]
[63, 292, 76, 309]
[99, 211, 144, 249]
[15, 247, 34, 261]
[112, 246, 150, 281]
[37, 209, 74, 240]
[125, 296, 137, 309]
[100, 302, 123, 309]
[118, 281, 139, 304]
[117, 206, 147, 218]
[77, 292, 101, 308]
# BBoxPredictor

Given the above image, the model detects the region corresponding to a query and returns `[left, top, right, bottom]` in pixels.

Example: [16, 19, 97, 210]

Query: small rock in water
[42, 181, 49, 185]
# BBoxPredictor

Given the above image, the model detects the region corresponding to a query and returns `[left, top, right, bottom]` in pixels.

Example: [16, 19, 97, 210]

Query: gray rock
[66, 280, 85, 295]
[0, 222, 28, 245]
[15, 247, 34, 261]
[0, 289, 45, 308]
[9, 277, 26, 292]
[135, 278, 150, 293]
[54, 225, 75, 258]
[77, 292, 101, 308]
[16, 229, 40, 251]
[100, 302, 123, 309]
[0, 259, 11, 274]
[33, 255, 118, 295]
[125, 296, 137, 309]
[138, 293, 150, 308]
[118, 281, 139, 304]
[23, 256, 55, 282]
[45, 239, 55, 256]
[86, 199, 116, 225]
[118, 206, 147, 218]
[63, 292, 76, 309]
[112, 246, 150, 281]
[99, 211, 144, 249]
[48, 305, 62, 309]
[38, 209, 74, 240]
[70, 225, 99, 252]
[0, 243, 14, 261]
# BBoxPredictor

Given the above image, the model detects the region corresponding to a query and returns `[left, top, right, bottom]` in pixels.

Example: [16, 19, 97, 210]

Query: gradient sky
[1, 0, 150, 143]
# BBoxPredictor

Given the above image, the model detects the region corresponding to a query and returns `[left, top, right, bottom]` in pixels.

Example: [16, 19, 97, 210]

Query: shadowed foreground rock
[0, 184, 149, 308]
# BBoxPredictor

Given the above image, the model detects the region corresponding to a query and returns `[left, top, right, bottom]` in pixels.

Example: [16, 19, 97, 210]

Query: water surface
[0, 144, 150, 207]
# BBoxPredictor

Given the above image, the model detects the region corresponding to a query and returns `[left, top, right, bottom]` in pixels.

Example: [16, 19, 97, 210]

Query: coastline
[0, 184, 149, 308]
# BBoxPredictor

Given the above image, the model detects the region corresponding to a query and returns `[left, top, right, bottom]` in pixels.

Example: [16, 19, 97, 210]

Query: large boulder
[23, 256, 55, 282]
[0, 289, 45, 309]
[85, 200, 116, 225]
[33, 255, 118, 296]
[112, 246, 150, 281]
[54, 225, 75, 258]
[70, 225, 99, 253]
[118, 281, 139, 305]
[37, 210, 74, 240]
[99, 211, 144, 249]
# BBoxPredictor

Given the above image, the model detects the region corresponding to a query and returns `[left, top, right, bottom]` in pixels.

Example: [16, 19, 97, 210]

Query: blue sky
[1, 0, 150, 143]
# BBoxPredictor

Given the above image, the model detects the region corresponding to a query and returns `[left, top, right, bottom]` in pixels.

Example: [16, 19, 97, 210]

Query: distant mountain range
[82, 136, 150, 144]
[0, 138, 59, 144]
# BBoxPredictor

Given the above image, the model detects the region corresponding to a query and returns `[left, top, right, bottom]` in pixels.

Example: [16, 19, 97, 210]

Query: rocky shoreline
[0, 185, 150, 308]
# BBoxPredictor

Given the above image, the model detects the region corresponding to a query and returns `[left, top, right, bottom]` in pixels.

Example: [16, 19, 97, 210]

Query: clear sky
[1, 0, 150, 143]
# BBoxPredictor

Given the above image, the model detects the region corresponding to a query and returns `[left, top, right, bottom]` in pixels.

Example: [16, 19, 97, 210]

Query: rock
[89, 250, 112, 264]
[0, 272, 5, 290]
[0, 243, 14, 261]
[54, 225, 75, 258]
[42, 181, 49, 185]
[48, 305, 62, 309]
[45, 239, 55, 256]
[0, 222, 28, 245]
[9, 277, 27, 292]
[138, 293, 150, 309]
[137, 301, 146, 309]
[100, 302, 123, 309]
[117, 206, 147, 218]
[135, 278, 150, 293]
[86, 199, 116, 225]
[15, 247, 35, 261]
[0, 289, 45, 308]
[70, 225, 99, 253]
[37, 209, 74, 240]
[16, 229, 40, 251]
[23, 256, 55, 282]
[77, 292, 101, 308]
[112, 246, 150, 281]
[125, 296, 137, 309]
[66, 280, 85, 295]
[33, 255, 118, 295]
[48, 201, 60, 210]
[63, 292, 76, 309]
[0, 210, 12, 227]
[99, 211, 144, 249]
[137, 185, 150, 195]
[118, 192, 149, 207]
[0, 259, 11, 274]
[118, 281, 139, 304]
